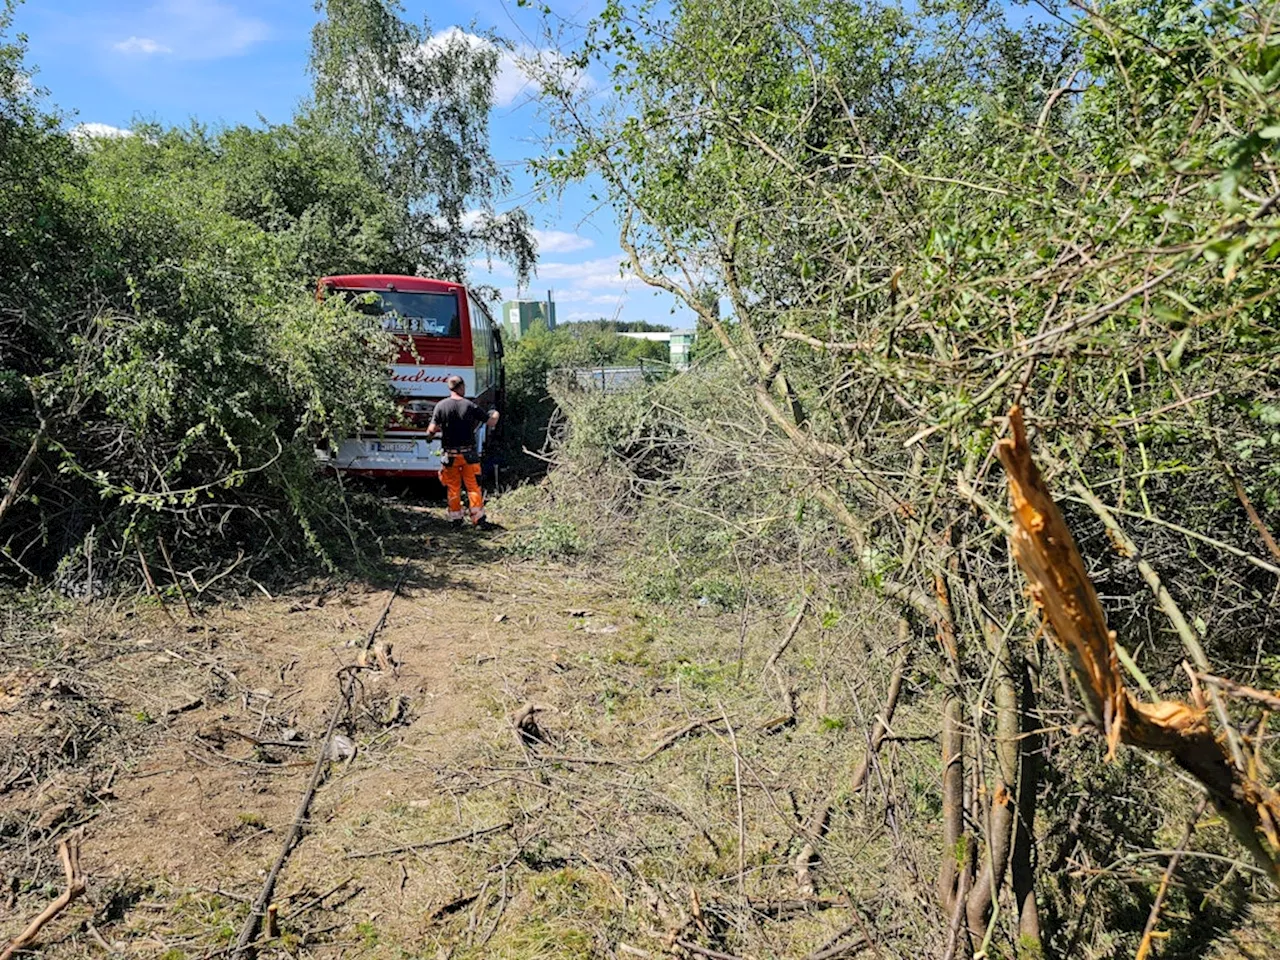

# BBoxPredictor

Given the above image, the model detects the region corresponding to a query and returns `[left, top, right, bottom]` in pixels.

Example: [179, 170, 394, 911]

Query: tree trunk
[966, 637, 1018, 940]
[1011, 654, 1044, 955]
[997, 405, 1280, 883]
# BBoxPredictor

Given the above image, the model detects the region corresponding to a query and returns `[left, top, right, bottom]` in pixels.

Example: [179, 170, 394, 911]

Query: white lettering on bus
[388, 370, 454, 383]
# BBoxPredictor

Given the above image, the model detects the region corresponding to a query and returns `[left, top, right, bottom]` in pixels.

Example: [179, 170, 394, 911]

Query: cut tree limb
[996, 405, 1280, 883]
[796, 622, 910, 896]
[0, 832, 86, 960]
[230, 561, 408, 959]
[1071, 483, 1248, 770]
[0, 423, 46, 533]
[762, 598, 808, 716]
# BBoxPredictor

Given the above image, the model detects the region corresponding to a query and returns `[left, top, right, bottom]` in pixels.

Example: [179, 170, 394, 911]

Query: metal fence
[549, 360, 672, 394]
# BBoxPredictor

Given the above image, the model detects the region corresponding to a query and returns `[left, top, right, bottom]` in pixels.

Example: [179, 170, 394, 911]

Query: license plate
[374, 441, 414, 453]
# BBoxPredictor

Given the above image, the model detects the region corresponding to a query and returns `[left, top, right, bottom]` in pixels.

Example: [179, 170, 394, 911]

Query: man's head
[446, 375, 465, 396]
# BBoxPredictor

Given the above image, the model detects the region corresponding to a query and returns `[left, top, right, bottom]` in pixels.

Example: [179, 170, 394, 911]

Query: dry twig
[0, 832, 86, 960]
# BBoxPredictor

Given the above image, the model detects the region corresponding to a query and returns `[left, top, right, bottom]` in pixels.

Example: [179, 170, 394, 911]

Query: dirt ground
[0, 503, 920, 960]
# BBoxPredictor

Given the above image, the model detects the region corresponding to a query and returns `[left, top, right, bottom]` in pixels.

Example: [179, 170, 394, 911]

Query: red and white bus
[316, 274, 504, 478]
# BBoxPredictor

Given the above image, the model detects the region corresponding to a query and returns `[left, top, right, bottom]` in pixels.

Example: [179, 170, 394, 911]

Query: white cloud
[535, 255, 633, 287]
[485, 254, 634, 288]
[70, 122, 134, 142]
[484, 254, 644, 319]
[110, 1, 267, 61]
[113, 36, 171, 55]
[557, 291, 626, 306]
[535, 229, 593, 254]
[475, 247, 689, 322]
[421, 28, 593, 109]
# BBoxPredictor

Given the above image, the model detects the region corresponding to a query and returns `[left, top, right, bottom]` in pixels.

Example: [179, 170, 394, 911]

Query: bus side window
[468, 292, 493, 395]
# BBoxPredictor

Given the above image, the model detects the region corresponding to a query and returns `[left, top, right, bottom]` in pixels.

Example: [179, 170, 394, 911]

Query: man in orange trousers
[427, 375, 499, 528]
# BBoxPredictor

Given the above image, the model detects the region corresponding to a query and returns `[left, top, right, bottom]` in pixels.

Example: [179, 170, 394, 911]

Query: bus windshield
[348, 289, 461, 337]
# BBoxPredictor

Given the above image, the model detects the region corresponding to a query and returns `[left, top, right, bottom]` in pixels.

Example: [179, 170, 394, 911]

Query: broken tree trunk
[996, 405, 1280, 883]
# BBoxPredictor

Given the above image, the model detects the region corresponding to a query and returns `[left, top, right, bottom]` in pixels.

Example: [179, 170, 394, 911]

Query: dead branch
[156, 536, 195, 620]
[762, 597, 808, 678]
[0, 421, 46, 533]
[636, 719, 713, 763]
[230, 563, 408, 959]
[1199, 674, 1280, 712]
[996, 405, 1280, 882]
[802, 931, 870, 960]
[762, 598, 807, 716]
[1136, 798, 1207, 960]
[0, 832, 86, 960]
[1072, 483, 1248, 770]
[134, 536, 174, 621]
[673, 939, 744, 960]
[1222, 458, 1280, 564]
[345, 821, 513, 860]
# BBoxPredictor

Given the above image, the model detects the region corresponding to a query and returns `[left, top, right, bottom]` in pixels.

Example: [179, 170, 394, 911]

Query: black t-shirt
[429, 395, 490, 450]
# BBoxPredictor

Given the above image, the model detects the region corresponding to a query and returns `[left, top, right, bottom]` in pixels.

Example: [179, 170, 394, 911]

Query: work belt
[442, 447, 478, 465]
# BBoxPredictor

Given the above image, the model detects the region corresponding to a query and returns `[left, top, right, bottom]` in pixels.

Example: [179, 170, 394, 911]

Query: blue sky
[14, 0, 691, 327]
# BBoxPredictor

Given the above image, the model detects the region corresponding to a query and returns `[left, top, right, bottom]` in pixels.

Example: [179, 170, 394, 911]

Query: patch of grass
[631, 567, 682, 604]
[667, 657, 735, 693]
[454, 868, 607, 960]
[509, 515, 583, 558]
[355, 920, 379, 947]
[689, 574, 744, 610]
[603, 641, 651, 667]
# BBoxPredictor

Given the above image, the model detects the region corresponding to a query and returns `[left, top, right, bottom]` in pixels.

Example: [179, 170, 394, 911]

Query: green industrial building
[669, 331, 694, 370]
[501, 297, 557, 340]
[618, 330, 696, 370]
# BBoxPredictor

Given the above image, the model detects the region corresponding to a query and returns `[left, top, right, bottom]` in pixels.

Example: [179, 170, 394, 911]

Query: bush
[499, 320, 669, 475]
[0, 0, 534, 583]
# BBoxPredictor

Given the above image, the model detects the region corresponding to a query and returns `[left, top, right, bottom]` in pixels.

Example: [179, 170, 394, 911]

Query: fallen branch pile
[230, 560, 410, 959]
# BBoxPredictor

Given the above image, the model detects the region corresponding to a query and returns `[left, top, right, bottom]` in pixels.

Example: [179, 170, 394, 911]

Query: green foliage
[535, 0, 1280, 953]
[559, 318, 672, 333]
[509, 514, 584, 558]
[500, 320, 669, 470]
[309, 0, 535, 286]
[0, 0, 533, 581]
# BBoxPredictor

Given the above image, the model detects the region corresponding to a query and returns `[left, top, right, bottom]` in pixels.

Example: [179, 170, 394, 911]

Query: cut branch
[996, 405, 1280, 883]
[0, 422, 46, 532]
[0, 833, 86, 960]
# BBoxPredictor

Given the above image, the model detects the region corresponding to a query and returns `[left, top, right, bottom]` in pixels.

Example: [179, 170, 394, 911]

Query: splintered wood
[996, 406, 1280, 883]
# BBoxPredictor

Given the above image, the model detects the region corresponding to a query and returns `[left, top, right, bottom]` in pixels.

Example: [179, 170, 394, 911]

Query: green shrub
[0, 0, 534, 582]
